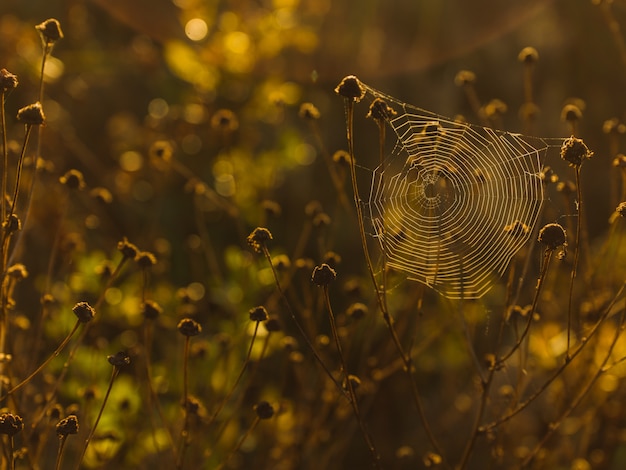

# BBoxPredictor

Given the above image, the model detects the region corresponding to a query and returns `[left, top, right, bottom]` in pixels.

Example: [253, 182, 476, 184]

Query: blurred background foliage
[0, 0, 626, 468]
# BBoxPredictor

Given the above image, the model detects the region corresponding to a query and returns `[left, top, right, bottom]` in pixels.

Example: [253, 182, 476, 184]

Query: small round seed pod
[210, 109, 238, 132]
[107, 351, 131, 367]
[117, 237, 139, 260]
[254, 401, 275, 420]
[0, 69, 18, 93]
[560, 136, 593, 167]
[518, 46, 539, 64]
[0, 413, 23, 436]
[366, 98, 397, 122]
[332, 150, 351, 167]
[56, 415, 79, 437]
[177, 318, 202, 336]
[538, 223, 567, 250]
[59, 169, 86, 190]
[136, 251, 157, 269]
[616, 201, 626, 217]
[2, 214, 21, 234]
[346, 302, 368, 320]
[7, 263, 28, 280]
[298, 102, 320, 120]
[90, 187, 113, 204]
[246, 227, 272, 253]
[72, 301, 95, 323]
[454, 70, 476, 87]
[17, 102, 45, 125]
[142, 300, 162, 320]
[36, 18, 64, 45]
[311, 263, 337, 286]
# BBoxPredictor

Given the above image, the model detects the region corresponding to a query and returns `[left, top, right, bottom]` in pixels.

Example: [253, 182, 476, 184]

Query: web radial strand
[364, 85, 550, 299]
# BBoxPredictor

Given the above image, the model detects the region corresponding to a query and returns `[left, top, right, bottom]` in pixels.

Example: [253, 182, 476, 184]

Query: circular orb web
[364, 85, 551, 299]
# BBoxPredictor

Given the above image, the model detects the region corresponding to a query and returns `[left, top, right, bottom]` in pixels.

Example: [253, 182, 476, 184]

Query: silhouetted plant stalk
[313, 262, 381, 468]
[336, 75, 447, 466]
[54, 415, 78, 470]
[76, 352, 130, 469]
[176, 318, 202, 470]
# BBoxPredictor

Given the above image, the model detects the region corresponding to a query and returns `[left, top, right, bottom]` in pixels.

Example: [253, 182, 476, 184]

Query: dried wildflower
[246, 227, 272, 253]
[616, 201, 626, 217]
[6, 263, 28, 280]
[17, 102, 45, 125]
[117, 237, 139, 260]
[332, 150, 351, 166]
[538, 223, 567, 250]
[2, 214, 21, 234]
[454, 70, 476, 86]
[59, 169, 86, 190]
[298, 102, 320, 120]
[142, 300, 162, 320]
[48, 404, 63, 421]
[107, 351, 131, 367]
[73, 301, 95, 323]
[504, 220, 530, 238]
[136, 251, 157, 269]
[90, 187, 113, 204]
[346, 302, 368, 320]
[0, 413, 23, 436]
[0, 69, 18, 93]
[311, 263, 337, 286]
[249, 306, 269, 322]
[261, 200, 281, 218]
[263, 317, 281, 332]
[178, 318, 202, 336]
[36, 18, 64, 44]
[561, 136, 592, 167]
[561, 104, 583, 123]
[334, 75, 365, 102]
[366, 98, 397, 122]
[484, 99, 508, 119]
[312, 212, 331, 228]
[518, 46, 539, 64]
[56, 415, 79, 437]
[254, 401, 275, 420]
[342, 374, 361, 392]
[210, 109, 238, 132]
[272, 254, 291, 271]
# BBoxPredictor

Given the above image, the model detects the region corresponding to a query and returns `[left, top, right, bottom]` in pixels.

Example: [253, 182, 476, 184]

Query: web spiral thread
[361, 83, 556, 299]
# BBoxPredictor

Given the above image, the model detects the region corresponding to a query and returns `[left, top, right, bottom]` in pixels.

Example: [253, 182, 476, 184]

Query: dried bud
[454, 70, 476, 86]
[0, 69, 18, 93]
[298, 102, 320, 120]
[0, 413, 23, 436]
[72, 301, 95, 323]
[538, 223, 567, 250]
[56, 415, 79, 437]
[616, 201, 626, 217]
[246, 227, 272, 253]
[142, 300, 162, 320]
[59, 169, 86, 190]
[117, 237, 139, 260]
[254, 401, 275, 420]
[311, 263, 337, 286]
[6, 263, 28, 280]
[36, 18, 64, 44]
[17, 102, 45, 125]
[210, 109, 238, 132]
[249, 306, 269, 322]
[346, 302, 368, 320]
[335, 75, 365, 102]
[136, 251, 157, 269]
[178, 318, 202, 336]
[107, 351, 131, 367]
[560, 136, 592, 167]
[366, 98, 397, 122]
[561, 104, 583, 123]
[518, 46, 539, 64]
[90, 187, 113, 204]
[332, 150, 351, 166]
[3, 214, 21, 234]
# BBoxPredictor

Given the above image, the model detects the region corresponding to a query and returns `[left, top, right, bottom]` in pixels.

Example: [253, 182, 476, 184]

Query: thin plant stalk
[216, 417, 260, 470]
[176, 335, 192, 470]
[54, 436, 68, 470]
[566, 167, 583, 359]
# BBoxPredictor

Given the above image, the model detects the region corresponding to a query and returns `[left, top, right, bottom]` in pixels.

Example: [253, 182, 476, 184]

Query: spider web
[359, 82, 561, 299]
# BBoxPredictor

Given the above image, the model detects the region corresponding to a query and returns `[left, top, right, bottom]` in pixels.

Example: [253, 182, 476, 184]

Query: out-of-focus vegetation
[0, 0, 624, 469]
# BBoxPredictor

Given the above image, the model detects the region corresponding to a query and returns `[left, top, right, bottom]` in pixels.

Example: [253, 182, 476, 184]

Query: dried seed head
[254, 400, 275, 419]
[246, 227, 272, 253]
[366, 98, 397, 122]
[538, 223, 567, 250]
[346, 302, 368, 320]
[7, 263, 28, 280]
[249, 306, 269, 322]
[342, 374, 361, 392]
[311, 263, 337, 286]
[17, 102, 45, 125]
[149, 140, 173, 163]
[90, 187, 113, 204]
[107, 351, 131, 367]
[454, 70, 476, 86]
[504, 220, 530, 238]
[272, 254, 291, 271]
[298, 102, 320, 120]
[518, 46, 539, 64]
[616, 201, 626, 217]
[561, 104, 583, 123]
[313, 212, 331, 228]
[484, 99, 508, 119]
[0, 413, 23, 436]
[560, 136, 593, 167]
[332, 150, 351, 167]
[72, 301, 95, 323]
[334, 75, 365, 102]
[117, 237, 139, 260]
[613, 154, 626, 168]
[142, 300, 162, 320]
[136, 251, 157, 269]
[177, 318, 202, 336]
[0, 69, 18, 93]
[56, 415, 79, 437]
[210, 109, 238, 132]
[59, 169, 86, 190]
[36, 18, 64, 44]
[2, 214, 21, 234]
[261, 200, 281, 218]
